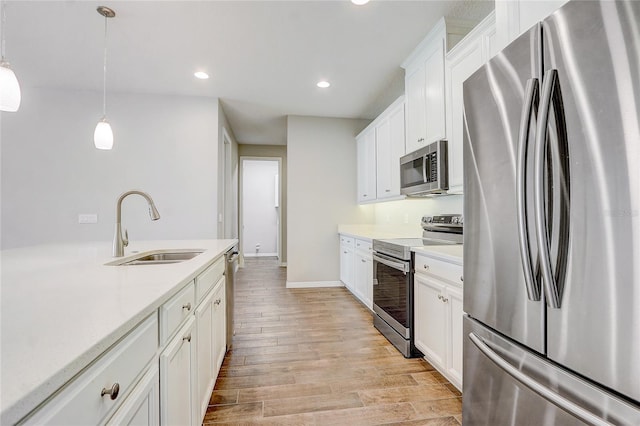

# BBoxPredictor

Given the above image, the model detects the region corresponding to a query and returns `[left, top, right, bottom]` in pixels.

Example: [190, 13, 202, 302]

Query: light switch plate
[78, 214, 98, 224]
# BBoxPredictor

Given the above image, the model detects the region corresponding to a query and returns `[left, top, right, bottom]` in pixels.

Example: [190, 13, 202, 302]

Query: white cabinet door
[160, 317, 196, 426]
[340, 236, 355, 291]
[405, 64, 427, 154]
[107, 366, 159, 426]
[354, 251, 373, 310]
[414, 274, 446, 367]
[375, 118, 392, 199]
[445, 36, 484, 194]
[424, 38, 446, 144]
[212, 278, 227, 374]
[356, 129, 377, 203]
[195, 289, 215, 422]
[375, 101, 405, 199]
[446, 285, 464, 390]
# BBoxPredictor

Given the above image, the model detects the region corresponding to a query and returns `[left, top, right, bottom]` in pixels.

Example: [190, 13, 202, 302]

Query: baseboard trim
[244, 253, 278, 258]
[285, 280, 343, 289]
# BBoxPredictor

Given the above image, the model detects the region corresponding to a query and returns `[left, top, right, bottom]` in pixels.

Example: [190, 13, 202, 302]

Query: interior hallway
[203, 257, 462, 425]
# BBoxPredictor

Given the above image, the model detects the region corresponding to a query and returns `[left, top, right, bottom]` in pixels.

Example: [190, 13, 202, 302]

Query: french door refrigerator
[463, 0, 640, 424]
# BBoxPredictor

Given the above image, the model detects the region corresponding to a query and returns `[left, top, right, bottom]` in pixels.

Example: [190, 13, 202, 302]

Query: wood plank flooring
[204, 257, 462, 425]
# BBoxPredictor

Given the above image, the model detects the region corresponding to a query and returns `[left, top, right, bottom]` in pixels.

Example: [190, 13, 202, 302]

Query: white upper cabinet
[356, 128, 377, 203]
[445, 12, 496, 194]
[495, 0, 569, 51]
[356, 96, 405, 204]
[375, 98, 405, 200]
[402, 18, 473, 155]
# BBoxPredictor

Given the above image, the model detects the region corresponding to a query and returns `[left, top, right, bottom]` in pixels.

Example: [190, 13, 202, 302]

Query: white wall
[242, 159, 279, 257]
[287, 115, 374, 286]
[1, 87, 220, 249]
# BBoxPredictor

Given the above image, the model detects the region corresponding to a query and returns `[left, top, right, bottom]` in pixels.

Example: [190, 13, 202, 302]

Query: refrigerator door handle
[517, 78, 541, 301]
[469, 332, 611, 426]
[534, 69, 567, 309]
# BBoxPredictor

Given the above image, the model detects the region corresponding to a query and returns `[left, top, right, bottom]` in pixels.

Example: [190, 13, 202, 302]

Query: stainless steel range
[372, 214, 463, 358]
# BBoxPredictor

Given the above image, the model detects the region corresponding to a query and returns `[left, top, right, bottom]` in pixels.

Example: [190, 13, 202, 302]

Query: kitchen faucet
[113, 190, 161, 257]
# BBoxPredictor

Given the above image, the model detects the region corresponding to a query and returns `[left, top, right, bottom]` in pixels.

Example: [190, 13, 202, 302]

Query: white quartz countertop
[0, 239, 237, 425]
[412, 245, 463, 265]
[338, 224, 423, 241]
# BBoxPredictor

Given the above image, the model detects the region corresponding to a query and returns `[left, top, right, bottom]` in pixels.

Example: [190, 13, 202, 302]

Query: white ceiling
[4, 0, 493, 145]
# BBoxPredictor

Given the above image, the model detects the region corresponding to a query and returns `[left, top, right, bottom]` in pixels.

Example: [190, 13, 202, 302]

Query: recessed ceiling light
[194, 71, 209, 80]
[317, 80, 331, 88]
[351, 0, 370, 5]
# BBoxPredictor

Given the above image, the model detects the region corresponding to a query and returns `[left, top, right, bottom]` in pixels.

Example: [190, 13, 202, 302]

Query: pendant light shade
[94, 6, 115, 150]
[94, 117, 113, 150]
[0, 60, 21, 112]
[0, 1, 21, 112]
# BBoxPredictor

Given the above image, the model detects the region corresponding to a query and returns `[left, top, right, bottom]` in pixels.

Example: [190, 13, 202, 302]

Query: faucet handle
[123, 229, 129, 247]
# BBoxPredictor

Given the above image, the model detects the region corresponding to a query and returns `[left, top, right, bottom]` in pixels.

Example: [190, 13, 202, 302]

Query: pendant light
[94, 6, 115, 150]
[0, 0, 21, 112]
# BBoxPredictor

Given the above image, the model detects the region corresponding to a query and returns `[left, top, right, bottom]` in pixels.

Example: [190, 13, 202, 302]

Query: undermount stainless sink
[107, 250, 204, 266]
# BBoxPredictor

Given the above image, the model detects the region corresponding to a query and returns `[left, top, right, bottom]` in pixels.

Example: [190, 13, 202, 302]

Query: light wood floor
[203, 257, 462, 425]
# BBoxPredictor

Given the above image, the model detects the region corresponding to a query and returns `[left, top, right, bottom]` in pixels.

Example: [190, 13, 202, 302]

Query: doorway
[240, 157, 281, 259]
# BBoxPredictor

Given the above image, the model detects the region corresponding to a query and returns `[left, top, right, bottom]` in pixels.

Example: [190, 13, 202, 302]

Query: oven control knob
[452, 217, 459, 224]
[424, 216, 433, 224]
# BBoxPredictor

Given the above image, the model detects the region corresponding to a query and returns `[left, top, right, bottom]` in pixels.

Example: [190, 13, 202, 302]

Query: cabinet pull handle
[343, 251, 348, 254]
[437, 294, 442, 300]
[442, 297, 449, 303]
[183, 334, 192, 342]
[423, 264, 429, 270]
[460, 276, 463, 282]
[361, 259, 366, 263]
[214, 298, 222, 305]
[101, 383, 120, 400]
[182, 303, 191, 311]
[385, 189, 390, 192]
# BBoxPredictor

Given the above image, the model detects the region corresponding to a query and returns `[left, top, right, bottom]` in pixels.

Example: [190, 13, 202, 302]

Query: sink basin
[107, 250, 204, 266]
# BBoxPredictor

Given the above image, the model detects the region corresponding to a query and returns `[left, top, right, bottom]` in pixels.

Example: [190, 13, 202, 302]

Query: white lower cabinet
[212, 277, 227, 374]
[19, 255, 229, 426]
[339, 235, 355, 292]
[413, 253, 463, 390]
[195, 288, 216, 422]
[107, 366, 159, 426]
[352, 238, 373, 310]
[23, 314, 159, 426]
[160, 316, 196, 426]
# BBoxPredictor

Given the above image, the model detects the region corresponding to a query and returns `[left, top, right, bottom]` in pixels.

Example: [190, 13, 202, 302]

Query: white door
[414, 274, 446, 368]
[241, 159, 279, 257]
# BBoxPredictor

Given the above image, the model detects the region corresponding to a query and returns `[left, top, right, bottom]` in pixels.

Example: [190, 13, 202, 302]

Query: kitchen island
[0, 239, 237, 425]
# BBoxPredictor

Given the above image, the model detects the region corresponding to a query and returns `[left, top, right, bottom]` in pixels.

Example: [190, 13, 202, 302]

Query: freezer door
[463, 25, 545, 354]
[463, 317, 640, 425]
[540, 0, 640, 403]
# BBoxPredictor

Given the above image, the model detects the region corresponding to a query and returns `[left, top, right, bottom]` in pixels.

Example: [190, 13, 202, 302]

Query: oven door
[372, 252, 411, 337]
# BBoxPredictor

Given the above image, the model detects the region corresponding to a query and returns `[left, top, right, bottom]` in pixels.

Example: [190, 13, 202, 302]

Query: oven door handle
[373, 253, 409, 274]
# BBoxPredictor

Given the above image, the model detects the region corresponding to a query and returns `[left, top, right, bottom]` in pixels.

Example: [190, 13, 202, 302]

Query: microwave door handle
[422, 155, 428, 183]
[517, 78, 541, 301]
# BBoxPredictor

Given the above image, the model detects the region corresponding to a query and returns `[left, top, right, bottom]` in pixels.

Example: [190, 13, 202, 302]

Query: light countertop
[0, 239, 237, 425]
[338, 224, 423, 241]
[412, 245, 463, 265]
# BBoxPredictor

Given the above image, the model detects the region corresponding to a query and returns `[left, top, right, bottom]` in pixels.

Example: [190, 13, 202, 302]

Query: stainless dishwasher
[224, 246, 239, 350]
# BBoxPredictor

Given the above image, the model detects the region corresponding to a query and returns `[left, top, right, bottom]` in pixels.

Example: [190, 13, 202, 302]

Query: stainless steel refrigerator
[463, 0, 640, 424]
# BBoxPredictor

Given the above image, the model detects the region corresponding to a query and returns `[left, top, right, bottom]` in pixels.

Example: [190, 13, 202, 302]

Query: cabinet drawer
[195, 257, 224, 303]
[160, 281, 195, 344]
[339, 235, 354, 247]
[24, 314, 158, 426]
[355, 239, 372, 255]
[414, 254, 463, 286]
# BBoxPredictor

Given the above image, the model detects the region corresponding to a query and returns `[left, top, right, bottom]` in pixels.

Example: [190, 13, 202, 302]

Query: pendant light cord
[1, 0, 7, 61]
[102, 13, 108, 117]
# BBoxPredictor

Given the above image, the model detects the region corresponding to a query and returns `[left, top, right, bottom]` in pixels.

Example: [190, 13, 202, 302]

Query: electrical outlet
[78, 214, 98, 224]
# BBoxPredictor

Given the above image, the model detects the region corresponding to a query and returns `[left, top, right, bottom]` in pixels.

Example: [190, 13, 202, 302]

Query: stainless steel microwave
[400, 140, 448, 196]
